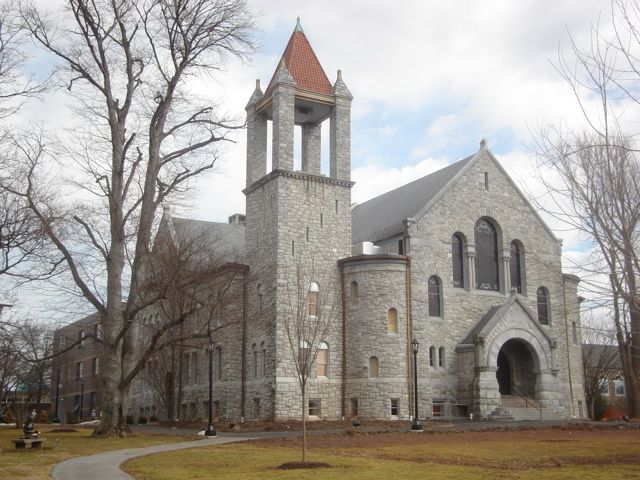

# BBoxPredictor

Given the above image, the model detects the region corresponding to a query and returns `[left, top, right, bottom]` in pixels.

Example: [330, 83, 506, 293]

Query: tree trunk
[93, 321, 131, 437]
[301, 384, 306, 462]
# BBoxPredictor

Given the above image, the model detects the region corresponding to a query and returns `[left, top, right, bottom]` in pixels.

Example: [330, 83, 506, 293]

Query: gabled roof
[458, 293, 553, 347]
[265, 18, 332, 96]
[351, 155, 474, 243]
[351, 144, 561, 245]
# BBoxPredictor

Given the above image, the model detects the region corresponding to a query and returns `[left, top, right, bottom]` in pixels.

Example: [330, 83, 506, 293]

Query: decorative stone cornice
[243, 168, 354, 195]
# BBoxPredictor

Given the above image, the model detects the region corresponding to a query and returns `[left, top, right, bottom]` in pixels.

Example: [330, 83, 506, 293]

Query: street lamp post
[204, 340, 216, 436]
[53, 368, 61, 423]
[411, 336, 422, 431]
[78, 382, 84, 423]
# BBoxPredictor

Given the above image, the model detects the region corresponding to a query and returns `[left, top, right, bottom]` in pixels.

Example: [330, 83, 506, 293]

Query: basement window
[390, 398, 399, 417]
[309, 399, 321, 417]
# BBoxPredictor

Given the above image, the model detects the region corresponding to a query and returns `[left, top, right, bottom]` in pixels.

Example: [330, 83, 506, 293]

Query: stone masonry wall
[407, 147, 586, 418]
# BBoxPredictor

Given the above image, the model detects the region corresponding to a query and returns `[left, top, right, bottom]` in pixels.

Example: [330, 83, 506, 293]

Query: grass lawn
[0, 425, 193, 480]
[124, 427, 640, 480]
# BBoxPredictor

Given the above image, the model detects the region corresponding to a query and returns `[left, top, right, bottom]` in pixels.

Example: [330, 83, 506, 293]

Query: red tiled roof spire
[266, 18, 333, 96]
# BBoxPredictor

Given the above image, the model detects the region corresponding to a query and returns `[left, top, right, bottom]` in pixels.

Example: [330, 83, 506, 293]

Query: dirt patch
[276, 461, 331, 470]
[49, 428, 79, 433]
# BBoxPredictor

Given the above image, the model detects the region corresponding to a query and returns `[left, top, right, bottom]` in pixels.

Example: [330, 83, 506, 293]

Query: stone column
[466, 249, 476, 291]
[501, 254, 511, 294]
[245, 80, 267, 187]
[271, 63, 295, 172]
[330, 70, 353, 181]
[301, 123, 321, 174]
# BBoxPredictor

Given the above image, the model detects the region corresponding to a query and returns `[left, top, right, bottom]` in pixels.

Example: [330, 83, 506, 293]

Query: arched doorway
[495, 339, 537, 398]
[496, 350, 511, 394]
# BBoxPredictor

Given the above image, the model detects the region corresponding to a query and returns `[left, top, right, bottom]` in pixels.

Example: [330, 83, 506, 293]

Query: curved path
[51, 435, 255, 480]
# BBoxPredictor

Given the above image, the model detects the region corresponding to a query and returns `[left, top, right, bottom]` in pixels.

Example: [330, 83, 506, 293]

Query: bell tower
[243, 18, 353, 420]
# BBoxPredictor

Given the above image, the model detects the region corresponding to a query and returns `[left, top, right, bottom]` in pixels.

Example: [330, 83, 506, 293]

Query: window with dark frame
[509, 241, 523, 293]
[351, 281, 360, 305]
[428, 276, 442, 317]
[429, 346, 435, 367]
[309, 399, 321, 416]
[537, 287, 550, 325]
[452, 233, 464, 288]
[439, 347, 445, 367]
[390, 398, 399, 416]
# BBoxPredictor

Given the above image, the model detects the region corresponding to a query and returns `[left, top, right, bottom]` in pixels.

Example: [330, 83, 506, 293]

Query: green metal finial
[295, 17, 303, 32]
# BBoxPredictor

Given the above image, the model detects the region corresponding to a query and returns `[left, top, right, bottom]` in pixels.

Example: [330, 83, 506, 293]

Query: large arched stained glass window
[475, 218, 499, 291]
[510, 241, 523, 293]
[452, 233, 464, 288]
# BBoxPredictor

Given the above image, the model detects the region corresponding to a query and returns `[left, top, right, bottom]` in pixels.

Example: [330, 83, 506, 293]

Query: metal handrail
[511, 387, 543, 420]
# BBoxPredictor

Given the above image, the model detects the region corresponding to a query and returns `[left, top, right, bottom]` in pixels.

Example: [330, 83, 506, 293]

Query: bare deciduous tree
[533, 0, 640, 417]
[582, 320, 620, 419]
[282, 261, 339, 463]
[0, 2, 50, 278]
[9, 0, 254, 436]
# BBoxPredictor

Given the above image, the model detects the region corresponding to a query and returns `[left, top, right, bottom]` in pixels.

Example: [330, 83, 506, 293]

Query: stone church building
[130, 21, 586, 422]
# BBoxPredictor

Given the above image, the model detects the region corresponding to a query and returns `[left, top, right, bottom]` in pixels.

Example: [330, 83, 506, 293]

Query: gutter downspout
[562, 274, 575, 417]
[241, 279, 247, 419]
[406, 255, 413, 419]
[340, 263, 347, 419]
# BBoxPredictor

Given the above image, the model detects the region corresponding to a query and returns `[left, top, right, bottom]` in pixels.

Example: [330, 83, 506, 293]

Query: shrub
[137, 416, 148, 424]
[3, 408, 15, 424]
[37, 410, 49, 423]
[594, 393, 608, 420]
[149, 415, 159, 422]
[126, 415, 134, 424]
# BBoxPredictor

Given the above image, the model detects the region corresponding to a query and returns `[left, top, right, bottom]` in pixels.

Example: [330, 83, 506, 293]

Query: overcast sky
[5, 0, 621, 321]
[184, 0, 610, 245]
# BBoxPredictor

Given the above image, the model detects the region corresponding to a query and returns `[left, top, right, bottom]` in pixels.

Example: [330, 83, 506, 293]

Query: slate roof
[351, 155, 473, 243]
[265, 20, 332, 96]
[582, 344, 621, 370]
[171, 217, 246, 264]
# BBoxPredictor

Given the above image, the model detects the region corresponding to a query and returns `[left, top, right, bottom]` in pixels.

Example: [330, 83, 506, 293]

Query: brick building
[126, 20, 586, 422]
[52, 313, 103, 423]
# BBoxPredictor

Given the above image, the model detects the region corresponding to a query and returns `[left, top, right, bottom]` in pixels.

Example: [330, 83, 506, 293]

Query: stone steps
[488, 396, 564, 421]
[489, 405, 564, 421]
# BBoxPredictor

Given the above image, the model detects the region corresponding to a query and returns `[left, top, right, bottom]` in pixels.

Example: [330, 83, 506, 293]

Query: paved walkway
[51, 435, 255, 480]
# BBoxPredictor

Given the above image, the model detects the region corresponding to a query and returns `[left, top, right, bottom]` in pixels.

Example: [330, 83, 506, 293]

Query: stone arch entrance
[495, 338, 538, 398]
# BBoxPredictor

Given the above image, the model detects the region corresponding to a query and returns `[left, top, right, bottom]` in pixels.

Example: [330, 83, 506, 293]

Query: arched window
[452, 233, 465, 288]
[260, 341, 266, 377]
[438, 347, 446, 367]
[351, 281, 360, 305]
[428, 276, 442, 317]
[308, 282, 319, 316]
[298, 340, 310, 375]
[509, 241, 523, 293]
[317, 342, 328, 377]
[252, 343, 257, 378]
[429, 346, 436, 367]
[537, 287, 550, 325]
[387, 308, 398, 333]
[257, 283, 263, 317]
[369, 356, 379, 377]
[475, 218, 499, 291]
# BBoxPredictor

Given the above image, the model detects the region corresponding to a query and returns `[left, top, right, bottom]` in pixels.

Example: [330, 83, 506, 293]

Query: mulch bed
[277, 461, 331, 470]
